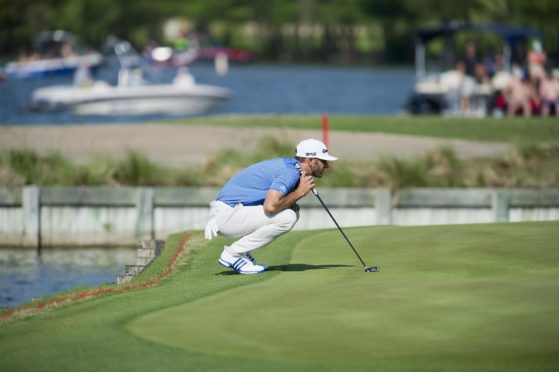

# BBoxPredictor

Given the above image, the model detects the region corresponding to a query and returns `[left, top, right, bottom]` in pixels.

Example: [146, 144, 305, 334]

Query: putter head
[365, 266, 380, 272]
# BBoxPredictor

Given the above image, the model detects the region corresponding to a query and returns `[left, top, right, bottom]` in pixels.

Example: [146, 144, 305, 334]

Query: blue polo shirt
[216, 158, 301, 207]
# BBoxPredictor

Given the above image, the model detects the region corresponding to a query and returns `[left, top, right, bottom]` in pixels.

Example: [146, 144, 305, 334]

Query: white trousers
[206, 201, 299, 255]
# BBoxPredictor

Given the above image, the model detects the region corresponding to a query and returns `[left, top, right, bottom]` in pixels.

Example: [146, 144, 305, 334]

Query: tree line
[1, 0, 558, 64]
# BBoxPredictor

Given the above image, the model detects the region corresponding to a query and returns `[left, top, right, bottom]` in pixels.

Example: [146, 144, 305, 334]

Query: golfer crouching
[205, 138, 338, 274]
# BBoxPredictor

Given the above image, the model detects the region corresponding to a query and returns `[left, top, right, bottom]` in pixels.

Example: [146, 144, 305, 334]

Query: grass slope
[177, 115, 559, 143]
[1, 222, 559, 371]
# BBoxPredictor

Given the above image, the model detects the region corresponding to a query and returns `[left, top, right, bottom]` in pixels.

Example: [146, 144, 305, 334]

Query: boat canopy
[32, 30, 81, 55]
[414, 22, 543, 77]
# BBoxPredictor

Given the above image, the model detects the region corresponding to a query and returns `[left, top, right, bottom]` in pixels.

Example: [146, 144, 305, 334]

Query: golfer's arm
[263, 189, 304, 215]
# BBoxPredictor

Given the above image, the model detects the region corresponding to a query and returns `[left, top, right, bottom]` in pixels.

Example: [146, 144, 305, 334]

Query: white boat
[30, 37, 230, 117]
[5, 30, 103, 79]
[30, 70, 230, 116]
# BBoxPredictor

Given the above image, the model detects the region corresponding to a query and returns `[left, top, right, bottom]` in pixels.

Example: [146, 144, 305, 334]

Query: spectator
[527, 40, 547, 82]
[474, 62, 490, 85]
[461, 41, 478, 78]
[539, 71, 559, 117]
[504, 68, 533, 117]
[173, 67, 195, 86]
[528, 40, 547, 67]
[73, 63, 94, 87]
[484, 53, 504, 78]
[456, 61, 476, 116]
[128, 68, 147, 87]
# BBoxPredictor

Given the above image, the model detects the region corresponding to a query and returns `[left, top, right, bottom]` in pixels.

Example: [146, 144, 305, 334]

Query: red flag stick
[322, 113, 329, 147]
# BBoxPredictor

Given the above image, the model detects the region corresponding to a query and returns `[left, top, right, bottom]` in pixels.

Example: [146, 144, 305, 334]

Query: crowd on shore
[458, 41, 558, 117]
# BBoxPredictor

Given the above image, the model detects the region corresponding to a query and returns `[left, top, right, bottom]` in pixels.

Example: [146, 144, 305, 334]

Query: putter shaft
[296, 162, 378, 271]
[312, 190, 369, 268]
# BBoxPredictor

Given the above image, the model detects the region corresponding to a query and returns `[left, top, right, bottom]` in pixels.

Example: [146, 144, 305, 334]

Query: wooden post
[22, 186, 41, 249]
[492, 189, 509, 222]
[135, 188, 155, 239]
[376, 188, 392, 225]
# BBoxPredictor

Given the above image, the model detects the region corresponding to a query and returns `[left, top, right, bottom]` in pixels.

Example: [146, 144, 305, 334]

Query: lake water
[0, 63, 415, 124]
[0, 247, 136, 308]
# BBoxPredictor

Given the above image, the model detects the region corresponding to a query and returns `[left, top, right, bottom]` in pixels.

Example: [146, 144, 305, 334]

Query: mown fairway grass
[1, 222, 559, 371]
[176, 115, 559, 143]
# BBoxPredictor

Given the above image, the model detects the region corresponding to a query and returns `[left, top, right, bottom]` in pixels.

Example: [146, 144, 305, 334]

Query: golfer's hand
[298, 171, 315, 196]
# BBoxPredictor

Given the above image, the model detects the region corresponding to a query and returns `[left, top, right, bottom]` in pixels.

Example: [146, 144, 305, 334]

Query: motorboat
[5, 30, 103, 79]
[30, 67, 230, 117]
[404, 22, 543, 116]
[30, 36, 230, 117]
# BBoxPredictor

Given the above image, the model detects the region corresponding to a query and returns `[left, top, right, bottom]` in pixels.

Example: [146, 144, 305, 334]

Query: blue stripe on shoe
[232, 258, 243, 268]
[232, 258, 246, 270]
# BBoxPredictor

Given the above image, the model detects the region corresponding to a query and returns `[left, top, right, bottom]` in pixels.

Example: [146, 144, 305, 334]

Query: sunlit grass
[1, 222, 558, 371]
[175, 114, 559, 143]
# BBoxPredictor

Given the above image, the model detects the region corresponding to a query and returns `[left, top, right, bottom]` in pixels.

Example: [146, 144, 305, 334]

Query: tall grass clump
[4, 150, 41, 184]
[0, 142, 558, 189]
[1, 150, 79, 185]
[424, 146, 463, 187]
[76, 157, 119, 186]
[373, 156, 429, 189]
[371, 146, 465, 190]
[466, 143, 559, 188]
[111, 150, 169, 186]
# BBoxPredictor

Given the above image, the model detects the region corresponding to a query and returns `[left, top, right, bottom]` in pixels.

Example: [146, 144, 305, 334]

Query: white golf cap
[295, 138, 338, 161]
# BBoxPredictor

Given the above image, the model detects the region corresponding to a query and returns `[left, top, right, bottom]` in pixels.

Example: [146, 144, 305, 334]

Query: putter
[296, 163, 380, 272]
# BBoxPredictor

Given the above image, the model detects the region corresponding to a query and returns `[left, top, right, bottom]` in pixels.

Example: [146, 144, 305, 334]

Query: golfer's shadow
[217, 263, 351, 275]
[268, 263, 352, 272]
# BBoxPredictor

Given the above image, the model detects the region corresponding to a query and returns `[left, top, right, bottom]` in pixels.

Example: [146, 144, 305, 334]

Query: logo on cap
[295, 138, 338, 161]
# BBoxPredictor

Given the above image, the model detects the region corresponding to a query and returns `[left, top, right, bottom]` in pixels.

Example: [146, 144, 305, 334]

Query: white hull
[72, 95, 224, 116]
[31, 82, 230, 116]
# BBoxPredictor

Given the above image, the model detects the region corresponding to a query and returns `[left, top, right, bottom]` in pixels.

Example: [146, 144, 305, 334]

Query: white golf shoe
[242, 252, 268, 270]
[218, 250, 267, 274]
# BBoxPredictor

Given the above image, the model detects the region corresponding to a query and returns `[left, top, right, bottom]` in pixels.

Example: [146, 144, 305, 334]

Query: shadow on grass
[216, 263, 352, 275]
[268, 263, 353, 271]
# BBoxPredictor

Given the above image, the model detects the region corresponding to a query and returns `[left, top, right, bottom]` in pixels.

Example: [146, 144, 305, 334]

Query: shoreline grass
[2, 141, 558, 189]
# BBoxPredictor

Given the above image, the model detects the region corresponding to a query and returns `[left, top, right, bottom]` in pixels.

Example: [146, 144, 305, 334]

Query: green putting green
[1, 222, 558, 371]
